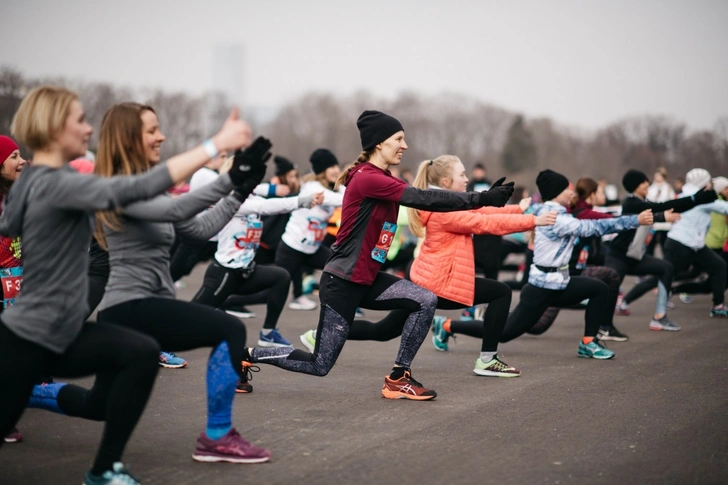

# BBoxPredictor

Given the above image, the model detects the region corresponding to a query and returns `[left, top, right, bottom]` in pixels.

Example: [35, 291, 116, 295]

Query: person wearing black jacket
[606, 169, 717, 331]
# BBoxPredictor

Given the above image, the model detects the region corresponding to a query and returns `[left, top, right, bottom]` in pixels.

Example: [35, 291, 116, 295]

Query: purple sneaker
[192, 428, 271, 464]
[3, 427, 22, 443]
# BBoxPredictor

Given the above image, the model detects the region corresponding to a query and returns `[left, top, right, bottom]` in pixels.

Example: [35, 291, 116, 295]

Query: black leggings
[501, 276, 610, 342]
[169, 240, 217, 282]
[86, 271, 108, 321]
[193, 261, 291, 329]
[672, 249, 728, 305]
[251, 271, 437, 376]
[606, 253, 674, 308]
[0, 320, 159, 472]
[275, 241, 330, 298]
[98, 297, 248, 373]
[348, 277, 511, 352]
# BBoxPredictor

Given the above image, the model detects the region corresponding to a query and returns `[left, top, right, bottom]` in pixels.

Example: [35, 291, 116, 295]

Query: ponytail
[335, 150, 371, 190]
[407, 155, 461, 238]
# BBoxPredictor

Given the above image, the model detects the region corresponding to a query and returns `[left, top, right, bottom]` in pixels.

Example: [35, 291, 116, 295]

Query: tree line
[1, 66, 726, 193]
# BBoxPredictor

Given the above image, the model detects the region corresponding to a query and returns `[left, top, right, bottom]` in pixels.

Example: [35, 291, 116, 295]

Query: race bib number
[1, 267, 22, 308]
[371, 222, 397, 263]
[307, 218, 327, 245]
[233, 220, 263, 251]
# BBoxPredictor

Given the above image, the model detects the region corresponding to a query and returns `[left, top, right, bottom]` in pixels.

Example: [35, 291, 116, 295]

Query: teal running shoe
[84, 462, 139, 485]
[159, 351, 187, 369]
[460, 305, 476, 321]
[432, 316, 451, 352]
[578, 336, 615, 360]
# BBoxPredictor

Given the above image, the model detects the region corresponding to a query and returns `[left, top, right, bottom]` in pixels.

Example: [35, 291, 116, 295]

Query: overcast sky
[4, 0, 727, 131]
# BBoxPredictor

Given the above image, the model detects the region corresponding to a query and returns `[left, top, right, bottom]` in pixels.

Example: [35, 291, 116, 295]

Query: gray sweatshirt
[98, 172, 239, 311]
[0, 163, 173, 353]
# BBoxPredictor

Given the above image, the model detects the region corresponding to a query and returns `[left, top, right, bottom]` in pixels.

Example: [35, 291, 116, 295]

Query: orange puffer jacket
[410, 205, 535, 306]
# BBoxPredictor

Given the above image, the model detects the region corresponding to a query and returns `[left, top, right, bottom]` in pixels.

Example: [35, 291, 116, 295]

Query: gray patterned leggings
[251, 271, 437, 376]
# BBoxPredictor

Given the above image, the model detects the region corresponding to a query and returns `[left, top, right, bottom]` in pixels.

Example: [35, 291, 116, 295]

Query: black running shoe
[598, 325, 629, 342]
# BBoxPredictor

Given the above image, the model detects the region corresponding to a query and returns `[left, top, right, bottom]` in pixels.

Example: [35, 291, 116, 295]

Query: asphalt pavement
[1, 266, 726, 485]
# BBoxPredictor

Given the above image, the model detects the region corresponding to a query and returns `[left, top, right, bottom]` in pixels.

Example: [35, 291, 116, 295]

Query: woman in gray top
[91, 103, 273, 466]
[0, 85, 252, 485]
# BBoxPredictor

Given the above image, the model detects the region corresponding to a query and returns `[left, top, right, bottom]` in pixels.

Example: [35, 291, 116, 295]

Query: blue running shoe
[577, 336, 615, 360]
[257, 329, 292, 348]
[460, 306, 476, 321]
[432, 316, 452, 352]
[159, 351, 187, 369]
[84, 462, 140, 485]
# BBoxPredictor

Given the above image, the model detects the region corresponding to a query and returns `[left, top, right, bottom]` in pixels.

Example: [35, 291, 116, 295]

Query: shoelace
[402, 371, 423, 388]
[488, 358, 511, 372]
[162, 351, 182, 360]
[105, 463, 140, 485]
[593, 335, 608, 350]
[241, 363, 261, 383]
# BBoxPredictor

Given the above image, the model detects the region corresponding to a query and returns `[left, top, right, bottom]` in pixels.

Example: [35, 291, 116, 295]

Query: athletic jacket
[668, 184, 728, 250]
[99, 173, 241, 311]
[215, 195, 303, 269]
[530, 202, 639, 290]
[281, 180, 344, 254]
[325, 162, 489, 285]
[706, 195, 728, 250]
[609, 194, 700, 261]
[410, 200, 534, 306]
[0, 163, 173, 353]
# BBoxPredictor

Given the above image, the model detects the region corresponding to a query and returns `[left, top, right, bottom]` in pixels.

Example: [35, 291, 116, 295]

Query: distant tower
[212, 43, 245, 107]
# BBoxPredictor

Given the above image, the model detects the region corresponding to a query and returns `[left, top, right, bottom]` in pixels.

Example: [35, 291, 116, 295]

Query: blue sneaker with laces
[83, 462, 140, 485]
[432, 316, 452, 352]
[159, 351, 187, 369]
[257, 328, 292, 348]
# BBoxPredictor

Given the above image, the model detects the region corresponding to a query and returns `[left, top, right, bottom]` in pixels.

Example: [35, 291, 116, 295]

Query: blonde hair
[303, 171, 332, 188]
[407, 155, 461, 238]
[335, 150, 372, 190]
[11, 85, 78, 151]
[94, 102, 157, 248]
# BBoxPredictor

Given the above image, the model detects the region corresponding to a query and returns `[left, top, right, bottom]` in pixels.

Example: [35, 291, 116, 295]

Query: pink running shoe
[3, 427, 22, 443]
[192, 428, 271, 464]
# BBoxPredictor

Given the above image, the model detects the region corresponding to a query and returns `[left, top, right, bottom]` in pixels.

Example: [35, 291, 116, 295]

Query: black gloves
[230, 136, 272, 202]
[693, 188, 718, 205]
[477, 177, 515, 207]
[229, 136, 272, 185]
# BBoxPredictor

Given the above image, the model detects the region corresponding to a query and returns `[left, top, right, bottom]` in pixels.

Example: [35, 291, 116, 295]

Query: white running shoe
[288, 296, 318, 310]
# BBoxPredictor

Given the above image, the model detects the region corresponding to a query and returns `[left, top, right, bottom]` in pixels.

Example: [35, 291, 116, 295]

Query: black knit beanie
[357, 110, 404, 151]
[274, 155, 296, 177]
[310, 149, 339, 175]
[536, 169, 570, 201]
[622, 169, 649, 193]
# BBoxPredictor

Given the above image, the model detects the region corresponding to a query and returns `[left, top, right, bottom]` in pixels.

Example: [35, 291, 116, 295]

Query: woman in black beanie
[606, 169, 716, 331]
[243, 110, 515, 400]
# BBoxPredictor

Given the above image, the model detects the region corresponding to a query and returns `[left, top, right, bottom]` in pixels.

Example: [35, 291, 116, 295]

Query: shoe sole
[3, 437, 21, 443]
[288, 305, 317, 310]
[381, 390, 436, 401]
[614, 311, 630, 316]
[577, 352, 614, 360]
[235, 387, 253, 394]
[649, 325, 681, 332]
[159, 362, 188, 369]
[299, 334, 315, 353]
[225, 311, 256, 319]
[473, 369, 521, 377]
[257, 340, 293, 348]
[598, 335, 629, 342]
[191, 453, 270, 464]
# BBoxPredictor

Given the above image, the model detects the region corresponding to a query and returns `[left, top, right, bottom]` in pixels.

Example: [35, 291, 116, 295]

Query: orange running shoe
[381, 370, 437, 401]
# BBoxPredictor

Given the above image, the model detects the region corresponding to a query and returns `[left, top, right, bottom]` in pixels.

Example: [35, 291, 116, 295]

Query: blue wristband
[203, 139, 218, 159]
[268, 184, 277, 197]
